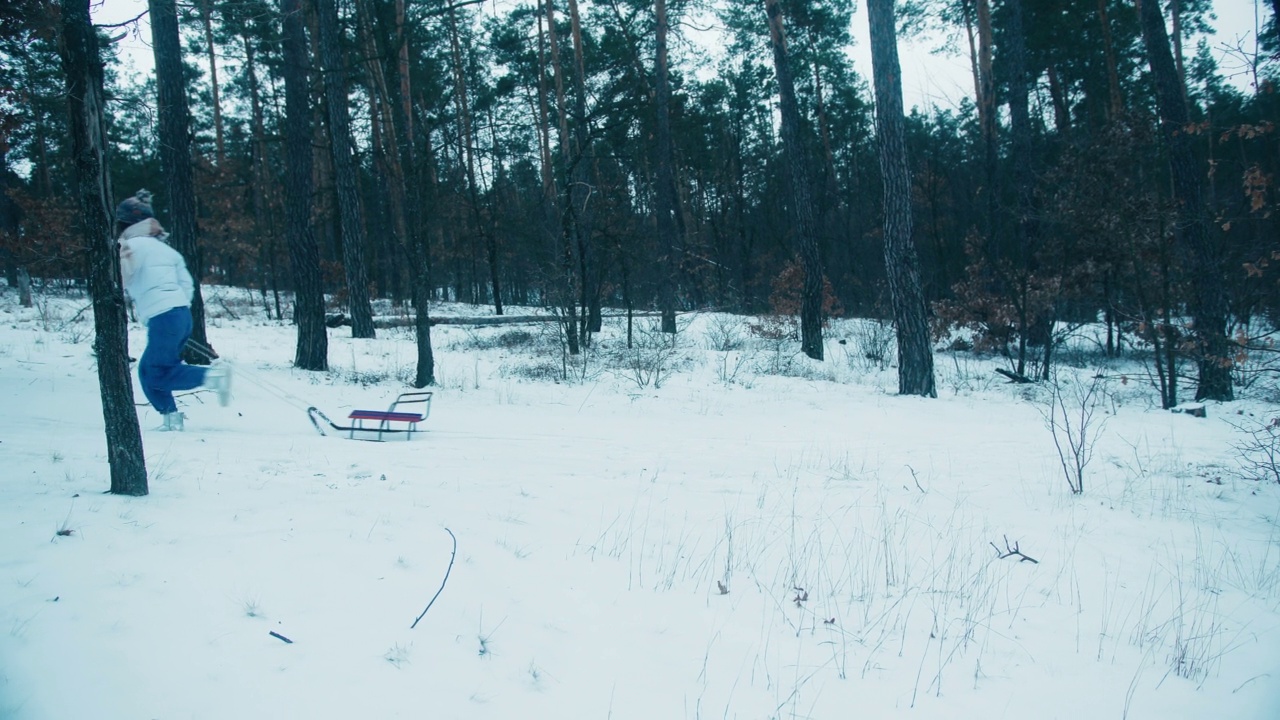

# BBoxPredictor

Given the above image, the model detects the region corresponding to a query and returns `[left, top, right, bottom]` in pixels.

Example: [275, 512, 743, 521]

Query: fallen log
[994, 367, 1035, 383]
[325, 312, 662, 329]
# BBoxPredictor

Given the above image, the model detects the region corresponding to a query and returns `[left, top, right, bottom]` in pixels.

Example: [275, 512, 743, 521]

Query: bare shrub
[501, 360, 563, 382]
[714, 350, 753, 387]
[606, 318, 685, 389]
[703, 313, 747, 351]
[450, 328, 541, 352]
[1229, 417, 1280, 484]
[341, 369, 394, 387]
[845, 318, 896, 372]
[747, 315, 798, 375]
[1040, 369, 1110, 494]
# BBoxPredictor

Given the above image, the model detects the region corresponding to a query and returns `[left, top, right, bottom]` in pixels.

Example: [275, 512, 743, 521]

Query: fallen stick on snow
[990, 535, 1039, 564]
[411, 527, 458, 629]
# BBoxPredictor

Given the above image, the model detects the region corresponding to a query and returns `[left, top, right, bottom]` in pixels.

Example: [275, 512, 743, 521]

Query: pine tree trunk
[446, 7, 502, 315]
[536, 11, 556, 211]
[974, 0, 998, 245]
[867, 0, 935, 397]
[535, 9, 562, 316]
[543, 0, 580, 355]
[408, 140, 437, 389]
[566, 0, 597, 342]
[354, 0, 398, 305]
[150, 0, 212, 362]
[1170, 0, 1186, 98]
[1138, 0, 1233, 401]
[60, 0, 148, 495]
[0, 144, 19, 290]
[281, 0, 329, 370]
[1272, 0, 1280, 46]
[1006, 0, 1047, 378]
[316, 0, 376, 338]
[1096, 0, 1124, 120]
[654, 0, 679, 334]
[245, 35, 276, 320]
[17, 267, 32, 308]
[200, 0, 225, 166]
[367, 0, 434, 385]
[764, 0, 823, 360]
[1046, 64, 1070, 133]
[412, 139, 439, 388]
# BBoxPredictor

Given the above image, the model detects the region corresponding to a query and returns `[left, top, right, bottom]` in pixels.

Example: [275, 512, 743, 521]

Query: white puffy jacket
[118, 220, 194, 324]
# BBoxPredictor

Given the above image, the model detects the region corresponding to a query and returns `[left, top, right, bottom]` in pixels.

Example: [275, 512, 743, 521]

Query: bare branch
[96, 10, 148, 30]
[906, 464, 926, 493]
[411, 527, 458, 629]
[990, 535, 1039, 564]
[418, 0, 486, 19]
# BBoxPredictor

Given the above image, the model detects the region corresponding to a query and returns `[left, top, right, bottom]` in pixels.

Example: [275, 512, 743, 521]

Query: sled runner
[307, 391, 433, 441]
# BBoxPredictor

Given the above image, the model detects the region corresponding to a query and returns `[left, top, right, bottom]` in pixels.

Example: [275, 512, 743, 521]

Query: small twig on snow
[411, 527, 458, 629]
[906, 464, 926, 493]
[269, 631, 293, 644]
[990, 535, 1039, 564]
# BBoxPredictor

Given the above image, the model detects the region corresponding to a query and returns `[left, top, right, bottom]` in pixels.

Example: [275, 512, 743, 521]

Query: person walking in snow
[116, 189, 231, 431]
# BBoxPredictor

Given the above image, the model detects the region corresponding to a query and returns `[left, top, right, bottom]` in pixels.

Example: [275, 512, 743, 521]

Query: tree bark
[150, 0, 212, 362]
[1137, 0, 1233, 401]
[765, 0, 824, 360]
[60, 0, 148, 495]
[281, 0, 329, 370]
[867, 0, 935, 397]
[316, 0, 376, 338]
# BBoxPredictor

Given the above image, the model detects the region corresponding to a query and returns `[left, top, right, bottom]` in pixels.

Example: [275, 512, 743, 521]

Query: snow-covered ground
[2, 286, 1278, 719]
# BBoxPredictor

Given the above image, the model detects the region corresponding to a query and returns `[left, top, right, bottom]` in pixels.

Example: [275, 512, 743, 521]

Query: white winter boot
[204, 360, 233, 407]
[160, 411, 186, 432]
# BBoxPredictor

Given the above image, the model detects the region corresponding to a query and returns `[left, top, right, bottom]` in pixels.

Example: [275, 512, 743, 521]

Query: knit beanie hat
[115, 189, 155, 226]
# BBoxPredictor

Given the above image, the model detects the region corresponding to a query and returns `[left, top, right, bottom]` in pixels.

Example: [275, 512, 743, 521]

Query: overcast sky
[92, 0, 1271, 112]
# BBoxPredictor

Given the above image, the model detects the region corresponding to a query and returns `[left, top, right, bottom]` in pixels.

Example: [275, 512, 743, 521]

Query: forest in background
[1, 0, 1277, 398]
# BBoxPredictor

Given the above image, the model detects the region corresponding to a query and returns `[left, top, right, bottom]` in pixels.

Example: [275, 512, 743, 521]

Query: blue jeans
[138, 306, 207, 415]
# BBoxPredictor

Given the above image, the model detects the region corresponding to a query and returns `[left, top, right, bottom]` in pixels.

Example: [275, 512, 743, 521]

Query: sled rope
[184, 338, 314, 413]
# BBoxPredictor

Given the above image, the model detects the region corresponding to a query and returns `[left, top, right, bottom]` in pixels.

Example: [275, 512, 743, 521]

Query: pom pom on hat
[115, 189, 154, 225]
